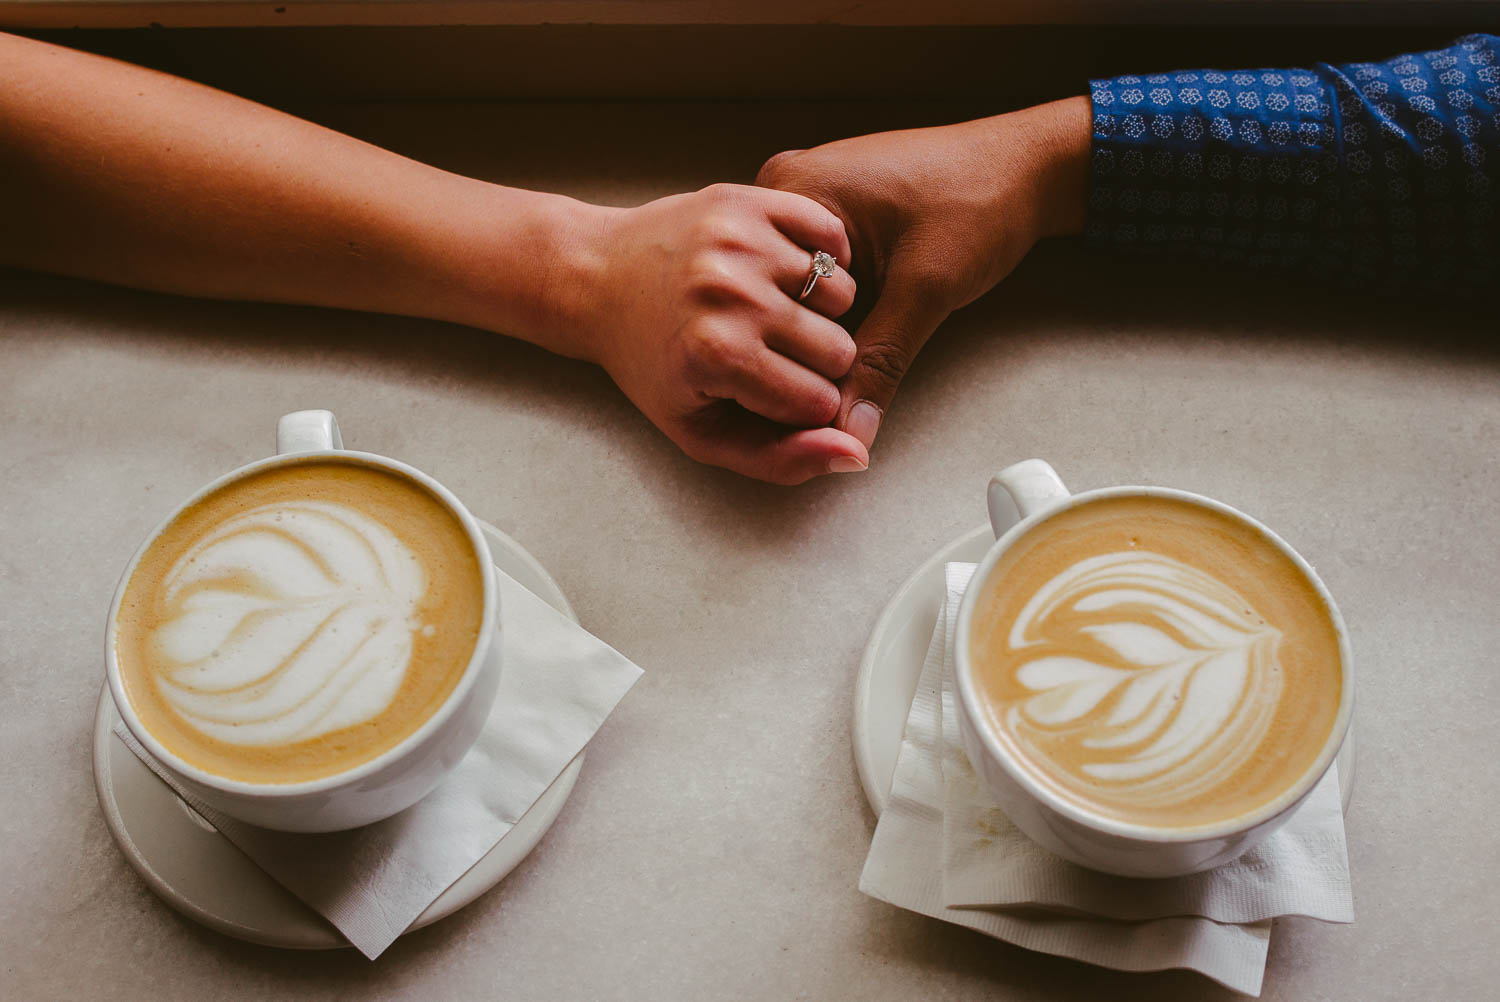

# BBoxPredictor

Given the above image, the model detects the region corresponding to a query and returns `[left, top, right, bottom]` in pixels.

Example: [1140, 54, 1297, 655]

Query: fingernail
[827, 455, 868, 475]
[846, 400, 883, 449]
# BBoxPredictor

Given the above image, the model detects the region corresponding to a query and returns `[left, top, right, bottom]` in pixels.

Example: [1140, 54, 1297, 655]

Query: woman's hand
[0, 34, 864, 485]
[755, 97, 1092, 451]
[565, 183, 869, 485]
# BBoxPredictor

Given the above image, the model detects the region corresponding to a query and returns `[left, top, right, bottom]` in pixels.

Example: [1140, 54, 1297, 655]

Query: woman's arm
[0, 33, 867, 484]
[0, 32, 583, 355]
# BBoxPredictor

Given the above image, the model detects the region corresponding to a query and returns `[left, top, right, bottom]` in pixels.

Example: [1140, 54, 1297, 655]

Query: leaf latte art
[147, 501, 429, 746]
[116, 461, 485, 784]
[997, 551, 1284, 811]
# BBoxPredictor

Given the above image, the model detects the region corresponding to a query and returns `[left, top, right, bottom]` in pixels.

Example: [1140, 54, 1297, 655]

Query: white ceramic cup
[105, 410, 502, 833]
[953, 459, 1354, 878]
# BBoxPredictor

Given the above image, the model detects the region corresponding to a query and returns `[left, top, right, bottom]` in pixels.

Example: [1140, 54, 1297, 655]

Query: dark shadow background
[23, 21, 1500, 105]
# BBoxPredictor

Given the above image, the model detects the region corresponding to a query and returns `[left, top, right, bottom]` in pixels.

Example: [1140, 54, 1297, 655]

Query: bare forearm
[0, 33, 876, 483]
[0, 33, 596, 358]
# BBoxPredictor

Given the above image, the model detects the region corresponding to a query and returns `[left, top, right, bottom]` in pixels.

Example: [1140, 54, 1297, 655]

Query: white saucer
[852, 523, 1357, 817]
[93, 520, 584, 950]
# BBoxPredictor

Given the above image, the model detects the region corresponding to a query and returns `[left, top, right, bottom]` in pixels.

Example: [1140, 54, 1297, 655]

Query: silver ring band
[798, 250, 837, 301]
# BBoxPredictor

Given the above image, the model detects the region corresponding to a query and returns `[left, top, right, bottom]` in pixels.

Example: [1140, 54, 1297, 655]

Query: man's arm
[1087, 33, 1499, 290]
[760, 34, 1499, 453]
[756, 98, 1092, 451]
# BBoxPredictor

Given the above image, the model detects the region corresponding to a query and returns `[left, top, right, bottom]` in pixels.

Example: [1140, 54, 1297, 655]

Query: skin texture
[570, 186, 864, 483]
[756, 97, 1093, 452]
[0, 32, 865, 485]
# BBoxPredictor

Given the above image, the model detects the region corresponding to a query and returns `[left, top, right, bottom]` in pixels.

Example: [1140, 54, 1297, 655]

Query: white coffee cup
[953, 459, 1354, 878]
[105, 410, 502, 833]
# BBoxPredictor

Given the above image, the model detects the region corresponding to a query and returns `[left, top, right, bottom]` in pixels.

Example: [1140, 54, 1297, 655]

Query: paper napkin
[115, 566, 642, 959]
[859, 562, 1353, 996]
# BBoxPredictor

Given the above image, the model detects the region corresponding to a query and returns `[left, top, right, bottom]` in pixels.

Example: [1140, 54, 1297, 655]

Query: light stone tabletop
[2, 99, 1496, 1001]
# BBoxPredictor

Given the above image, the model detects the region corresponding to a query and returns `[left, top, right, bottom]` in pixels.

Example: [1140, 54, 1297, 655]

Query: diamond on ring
[799, 250, 838, 300]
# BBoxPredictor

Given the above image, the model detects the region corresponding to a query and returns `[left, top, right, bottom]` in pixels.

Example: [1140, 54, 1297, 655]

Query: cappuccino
[968, 495, 1342, 830]
[115, 459, 484, 785]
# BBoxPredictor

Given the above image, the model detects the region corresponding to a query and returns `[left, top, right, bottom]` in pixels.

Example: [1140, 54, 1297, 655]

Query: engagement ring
[798, 250, 837, 301]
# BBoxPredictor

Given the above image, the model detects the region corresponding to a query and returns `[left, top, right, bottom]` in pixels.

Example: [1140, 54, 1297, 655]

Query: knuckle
[692, 213, 728, 245]
[774, 295, 809, 329]
[701, 182, 742, 207]
[835, 333, 858, 376]
[694, 215, 756, 256]
[820, 210, 849, 246]
[800, 312, 858, 376]
[755, 150, 799, 188]
[686, 255, 752, 309]
[688, 323, 748, 375]
[811, 383, 842, 425]
[855, 340, 913, 392]
[825, 279, 858, 320]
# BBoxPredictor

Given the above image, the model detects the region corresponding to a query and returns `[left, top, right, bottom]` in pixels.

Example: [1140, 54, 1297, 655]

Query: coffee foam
[971, 496, 1342, 830]
[115, 460, 484, 785]
[1004, 550, 1283, 810]
[150, 501, 427, 746]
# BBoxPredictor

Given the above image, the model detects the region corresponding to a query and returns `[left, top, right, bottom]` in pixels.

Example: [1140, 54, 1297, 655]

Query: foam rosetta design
[1002, 551, 1283, 809]
[146, 502, 427, 746]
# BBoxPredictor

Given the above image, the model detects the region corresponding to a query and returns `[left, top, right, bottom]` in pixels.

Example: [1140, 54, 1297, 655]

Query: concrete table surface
[2, 100, 1496, 1001]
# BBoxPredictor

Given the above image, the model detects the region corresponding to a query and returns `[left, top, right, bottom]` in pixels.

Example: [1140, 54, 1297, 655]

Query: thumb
[836, 282, 951, 450]
[755, 149, 807, 190]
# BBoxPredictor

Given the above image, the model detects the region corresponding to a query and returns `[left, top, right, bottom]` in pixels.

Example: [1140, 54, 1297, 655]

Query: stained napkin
[860, 562, 1353, 996]
[114, 566, 642, 959]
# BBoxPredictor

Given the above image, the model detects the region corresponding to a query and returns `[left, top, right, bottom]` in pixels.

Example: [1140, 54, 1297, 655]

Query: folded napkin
[860, 562, 1353, 996]
[115, 566, 642, 959]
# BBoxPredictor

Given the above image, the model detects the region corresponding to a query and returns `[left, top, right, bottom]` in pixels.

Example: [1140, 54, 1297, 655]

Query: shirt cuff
[1085, 66, 1340, 273]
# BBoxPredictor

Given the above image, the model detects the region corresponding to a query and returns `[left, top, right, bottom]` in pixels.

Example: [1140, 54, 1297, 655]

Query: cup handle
[276, 410, 343, 455]
[987, 460, 1071, 538]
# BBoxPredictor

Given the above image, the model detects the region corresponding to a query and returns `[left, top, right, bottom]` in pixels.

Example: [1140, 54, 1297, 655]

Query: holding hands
[584, 99, 1090, 480]
[756, 97, 1091, 453]
[576, 184, 868, 485]
[0, 31, 1095, 484]
[10, 26, 1493, 483]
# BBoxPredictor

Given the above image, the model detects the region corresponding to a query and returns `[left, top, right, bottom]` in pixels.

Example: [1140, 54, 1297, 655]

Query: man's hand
[756, 97, 1091, 450]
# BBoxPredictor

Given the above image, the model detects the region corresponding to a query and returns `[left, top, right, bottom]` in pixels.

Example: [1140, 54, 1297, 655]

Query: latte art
[150, 502, 427, 746]
[1003, 551, 1283, 811]
[970, 495, 1343, 829]
[114, 460, 485, 785]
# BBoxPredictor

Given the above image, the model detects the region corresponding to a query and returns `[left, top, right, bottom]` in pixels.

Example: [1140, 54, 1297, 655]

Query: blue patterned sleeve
[1086, 34, 1500, 290]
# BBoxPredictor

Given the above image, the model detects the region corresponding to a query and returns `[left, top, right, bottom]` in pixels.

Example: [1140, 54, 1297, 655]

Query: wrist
[420, 178, 614, 363]
[1015, 96, 1091, 240]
